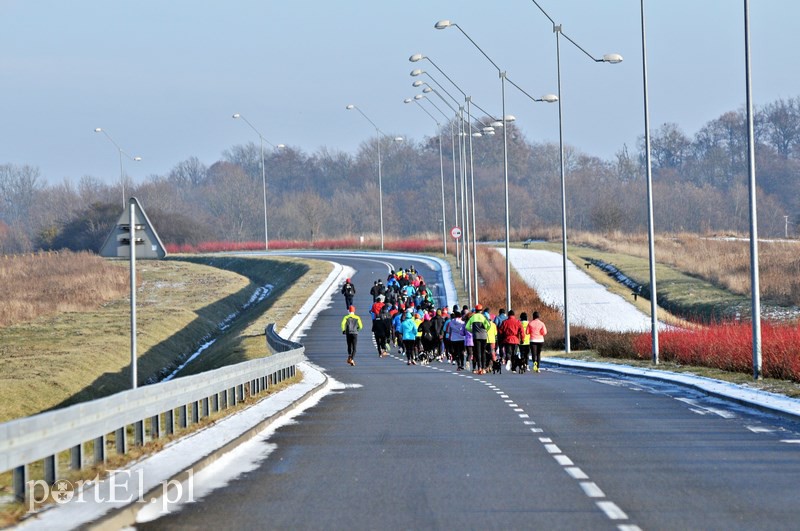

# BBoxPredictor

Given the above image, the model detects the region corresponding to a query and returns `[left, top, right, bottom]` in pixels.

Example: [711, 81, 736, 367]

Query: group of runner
[340, 268, 547, 373]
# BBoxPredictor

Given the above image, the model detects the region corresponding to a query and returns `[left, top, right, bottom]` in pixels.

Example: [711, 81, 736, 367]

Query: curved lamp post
[405, 97, 447, 257]
[528, 1, 622, 353]
[346, 105, 402, 250]
[435, 19, 556, 311]
[94, 128, 141, 208]
[232, 113, 284, 251]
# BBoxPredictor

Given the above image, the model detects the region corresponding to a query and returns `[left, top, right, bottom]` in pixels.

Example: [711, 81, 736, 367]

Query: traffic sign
[450, 227, 462, 239]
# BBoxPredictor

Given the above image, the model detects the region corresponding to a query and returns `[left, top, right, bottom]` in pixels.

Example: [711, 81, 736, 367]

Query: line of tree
[1, 96, 799, 254]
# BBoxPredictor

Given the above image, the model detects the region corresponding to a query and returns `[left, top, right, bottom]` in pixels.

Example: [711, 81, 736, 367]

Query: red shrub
[634, 321, 800, 382]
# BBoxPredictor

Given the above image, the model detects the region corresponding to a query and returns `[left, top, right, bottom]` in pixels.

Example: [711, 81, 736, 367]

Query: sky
[2, 0, 799, 185]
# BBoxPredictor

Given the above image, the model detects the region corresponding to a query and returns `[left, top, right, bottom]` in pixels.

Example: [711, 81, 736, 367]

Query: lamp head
[490, 121, 503, 128]
[422, 87, 432, 93]
[404, 98, 413, 104]
[394, 137, 404, 142]
[434, 20, 452, 30]
[414, 94, 424, 100]
[133, 156, 142, 161]
[410, 69, 424, 77]
[412, 80, 423, 87]
[504, 114, 516, 123]
[277, 144, 286, 148]
[346, 104, 355, 110]
[232, 113, 241, 119]
[482, 126, 495, 133]
[541, 94, 558, 103]
[94, 128, 102, 133]
[409, 53, 425, 62]
[471, 132, 482, 137]
[602, 53, 623, 64]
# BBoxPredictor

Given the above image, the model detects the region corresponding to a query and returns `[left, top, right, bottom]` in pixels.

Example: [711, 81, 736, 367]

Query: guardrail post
[191, 401, 199, 424]
[202, 397, 210, 417]
[44, 454, 58, 485]
[151, 415, 161, 439]
[116, 426, 127, 455]
[179, 405, 188, 429]
[221, 390, 228, 409]
[70, 444, 83, 470]
[237, 384, 244, 403]
[134, 420, 145, 446]
[165, 409, 175, 435]
[13, 465, 28, 502]
[212, 393, 220, 413]
[94, 435, 106, 464]
[229, 387, 236, 406]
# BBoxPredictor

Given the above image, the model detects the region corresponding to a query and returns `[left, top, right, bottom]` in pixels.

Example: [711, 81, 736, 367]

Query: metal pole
[451, 120, 461, 268]
[641, 0, 659, 364]
[467, 98, 479, 304]
[260, 136, 269, 251]
[438, 128, 447, 255]
[501, 72, 512, 311]
[119, 149, 125, 208]
[129, 199, 137, 389]
[556, 29, 571, 353]
[461, 110, 473, 306]
[744, 0, 762, 379]
[377, 134, 384, 250]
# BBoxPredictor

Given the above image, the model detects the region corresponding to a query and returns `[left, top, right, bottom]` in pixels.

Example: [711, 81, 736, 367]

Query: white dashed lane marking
[393, 355, 639, 529]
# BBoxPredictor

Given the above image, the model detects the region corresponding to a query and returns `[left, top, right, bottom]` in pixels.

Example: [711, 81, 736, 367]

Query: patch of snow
[500, 248, 663, 333]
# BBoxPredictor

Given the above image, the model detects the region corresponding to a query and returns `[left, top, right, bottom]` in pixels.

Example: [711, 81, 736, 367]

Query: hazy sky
[2, 1, 798, 185]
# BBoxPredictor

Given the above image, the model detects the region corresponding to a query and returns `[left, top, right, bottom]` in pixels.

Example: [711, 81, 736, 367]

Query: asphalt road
[141, 253, 800, 530]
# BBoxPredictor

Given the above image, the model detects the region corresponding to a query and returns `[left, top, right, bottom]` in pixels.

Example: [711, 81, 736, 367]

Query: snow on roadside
[500, 248, 659, 333]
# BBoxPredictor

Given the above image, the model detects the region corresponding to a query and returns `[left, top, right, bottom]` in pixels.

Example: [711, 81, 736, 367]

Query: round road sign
[450, 227, 462, 239]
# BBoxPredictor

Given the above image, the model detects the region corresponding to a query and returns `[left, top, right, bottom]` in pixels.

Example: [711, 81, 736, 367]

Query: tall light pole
[412, 86, 462, 268]
[743, 0, 762, 379]
[346, 105, 402, 250]
[94, 128, 141, 208]
[528, 1, 622, 352]
[232, 113, 284, 251]
[435, 19, 557, 311]
[639, 0, 659, 364]
[405, 97, 447, 256]
[410, 56, 502, 307]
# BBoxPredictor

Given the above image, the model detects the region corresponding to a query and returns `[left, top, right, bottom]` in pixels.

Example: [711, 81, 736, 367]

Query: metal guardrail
[1, 324, 303, 502]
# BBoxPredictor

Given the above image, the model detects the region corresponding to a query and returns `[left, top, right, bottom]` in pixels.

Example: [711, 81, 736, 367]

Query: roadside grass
[0, 255, 329, 422]
[0, 253, 331, 524]
[0, 251, 129, 327]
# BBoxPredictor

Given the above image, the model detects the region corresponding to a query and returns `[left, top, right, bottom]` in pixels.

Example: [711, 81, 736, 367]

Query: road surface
[140, 252, 800, 530]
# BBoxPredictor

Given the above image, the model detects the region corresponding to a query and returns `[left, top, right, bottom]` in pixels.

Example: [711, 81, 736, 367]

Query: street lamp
[413, 89, 462, 269]
[94, 128, 141, 208]
[528, 1, 622, 352]
[638, 0, 659, 364]
[405, 96, 448, 257]
[346, 104, 400, 250]
[743, 0, 762, 379]
[232, 113, 284, 251]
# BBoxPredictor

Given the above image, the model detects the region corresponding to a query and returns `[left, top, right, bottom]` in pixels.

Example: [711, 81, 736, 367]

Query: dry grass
[0, 255, 329, 422]
[569, 231, 800, 307]
[0, 251, 129, 328]
[475, 246, 571, 349]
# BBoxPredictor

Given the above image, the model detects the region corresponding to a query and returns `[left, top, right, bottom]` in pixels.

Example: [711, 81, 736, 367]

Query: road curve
[140, 253, 800, 530]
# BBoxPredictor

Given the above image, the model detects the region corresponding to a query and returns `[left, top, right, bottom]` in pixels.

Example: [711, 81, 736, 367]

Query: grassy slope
[0, 255, 331, 422]
[521, 241, 748, 323]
